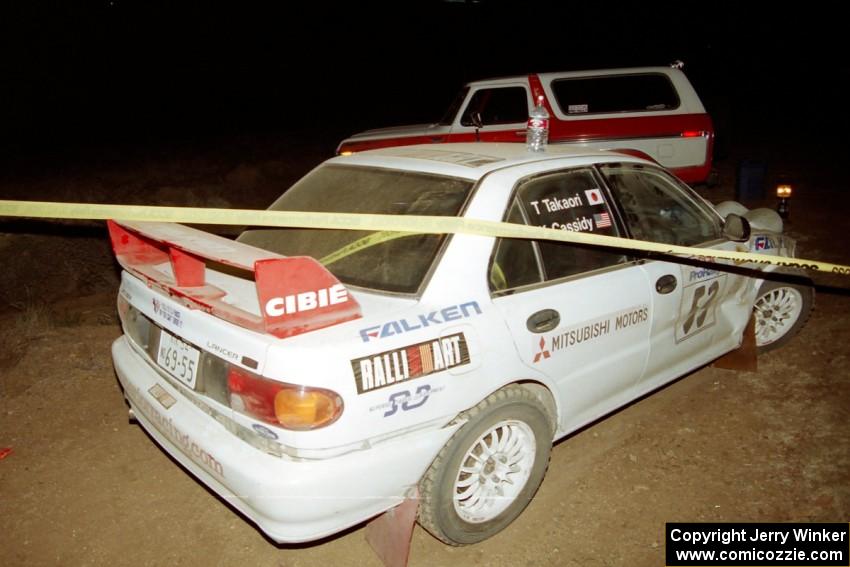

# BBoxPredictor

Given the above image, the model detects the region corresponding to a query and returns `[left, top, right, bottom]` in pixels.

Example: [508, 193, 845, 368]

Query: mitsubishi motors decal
[532, 305, 649, 363]
[352, 333, 470, 394]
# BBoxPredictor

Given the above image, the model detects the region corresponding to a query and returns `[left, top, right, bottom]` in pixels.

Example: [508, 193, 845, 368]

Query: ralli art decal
[352, 333, 470, 394]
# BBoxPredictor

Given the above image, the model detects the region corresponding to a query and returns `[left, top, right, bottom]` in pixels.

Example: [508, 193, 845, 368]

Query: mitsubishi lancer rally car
[110, 143, 813, 546]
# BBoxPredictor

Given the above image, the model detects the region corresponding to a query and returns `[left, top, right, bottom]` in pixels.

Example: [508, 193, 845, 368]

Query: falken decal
[358, 301, 482, 342]
[352, 333, 470, 394]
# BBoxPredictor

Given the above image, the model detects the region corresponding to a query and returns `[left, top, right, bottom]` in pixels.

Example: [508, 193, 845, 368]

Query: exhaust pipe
[128, 408, 137, 423]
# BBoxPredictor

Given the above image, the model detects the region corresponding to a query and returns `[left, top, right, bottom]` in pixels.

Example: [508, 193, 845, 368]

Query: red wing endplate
[108, 220, 361, 338]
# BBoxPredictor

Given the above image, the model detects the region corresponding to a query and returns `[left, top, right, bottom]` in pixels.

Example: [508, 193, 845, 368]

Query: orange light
[274, 387, 343, 430]
[339, 151, 354, 156]
[776, 184, 793, 198]
[228, 366, 343, 430]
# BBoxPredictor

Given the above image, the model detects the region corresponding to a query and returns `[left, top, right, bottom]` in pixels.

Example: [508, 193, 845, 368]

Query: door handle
[430, 136, 445, 142]
[514, 130, 527, 137]
[655, 274, 678, 294]
[527, 309, 560, 333]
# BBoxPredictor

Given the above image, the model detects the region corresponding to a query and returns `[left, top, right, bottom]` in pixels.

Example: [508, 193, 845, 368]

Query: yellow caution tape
[320, 231, 417, 266]
[1, 199, 849, 276]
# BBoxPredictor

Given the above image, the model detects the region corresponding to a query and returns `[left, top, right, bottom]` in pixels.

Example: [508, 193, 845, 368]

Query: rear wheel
[753, 280, 813, 352]
[418, 385, 553, 545]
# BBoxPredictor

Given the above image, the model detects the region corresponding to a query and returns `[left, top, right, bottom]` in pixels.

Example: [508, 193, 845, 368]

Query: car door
[598, 163, 753, 390]
[489, 167, 653, 434]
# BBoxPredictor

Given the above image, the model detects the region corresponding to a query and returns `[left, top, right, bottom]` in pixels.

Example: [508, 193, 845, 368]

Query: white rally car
[110, 143, 812, 546]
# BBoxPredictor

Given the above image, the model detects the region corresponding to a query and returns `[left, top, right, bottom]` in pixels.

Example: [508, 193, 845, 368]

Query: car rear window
[551, 73, 679, 115]
[238, 165, 474, 294]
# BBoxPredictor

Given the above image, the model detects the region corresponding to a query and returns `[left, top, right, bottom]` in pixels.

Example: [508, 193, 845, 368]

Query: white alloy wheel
[453, 419, 537, 523]
[418, 385, 553, 545]
[752, 281, 813, 352]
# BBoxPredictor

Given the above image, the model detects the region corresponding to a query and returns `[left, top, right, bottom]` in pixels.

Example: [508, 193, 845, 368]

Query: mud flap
[712, 316, 757, 372]
[365, 491, 419, 567]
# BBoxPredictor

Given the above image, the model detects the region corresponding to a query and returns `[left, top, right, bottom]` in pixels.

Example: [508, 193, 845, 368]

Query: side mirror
[722, 213, 751, 242]
[470, 112, 483, 142]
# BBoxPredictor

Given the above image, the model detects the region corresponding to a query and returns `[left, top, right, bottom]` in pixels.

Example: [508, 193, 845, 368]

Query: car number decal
[676, 267, 727, 342]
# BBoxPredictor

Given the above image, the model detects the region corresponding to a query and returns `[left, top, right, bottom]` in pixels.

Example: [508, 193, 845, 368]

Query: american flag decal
[593, 211, 612, 229]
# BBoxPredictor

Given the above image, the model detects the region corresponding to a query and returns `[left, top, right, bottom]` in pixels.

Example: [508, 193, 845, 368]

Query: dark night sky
[1, 2, 847, 159]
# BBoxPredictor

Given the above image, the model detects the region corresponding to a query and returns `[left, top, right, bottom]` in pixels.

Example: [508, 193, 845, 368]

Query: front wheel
[753, 280, 814, 352]
[418, 385, 553, 545]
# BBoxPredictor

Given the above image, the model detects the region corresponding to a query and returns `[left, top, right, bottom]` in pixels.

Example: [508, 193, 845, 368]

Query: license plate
[157, 330, 200, 389]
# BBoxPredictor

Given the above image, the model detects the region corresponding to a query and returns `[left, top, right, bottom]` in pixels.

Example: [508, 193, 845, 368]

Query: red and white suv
[337, 65, 714, 184]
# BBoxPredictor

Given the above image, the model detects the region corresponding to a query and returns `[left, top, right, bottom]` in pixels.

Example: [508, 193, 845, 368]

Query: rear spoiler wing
[107, 220, 361, 339]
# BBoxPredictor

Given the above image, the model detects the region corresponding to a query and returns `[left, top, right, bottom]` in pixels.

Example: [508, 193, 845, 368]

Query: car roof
[329, 143, 646, 180]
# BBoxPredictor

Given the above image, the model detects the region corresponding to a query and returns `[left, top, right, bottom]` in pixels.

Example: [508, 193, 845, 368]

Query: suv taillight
[227, 366, 343, 431]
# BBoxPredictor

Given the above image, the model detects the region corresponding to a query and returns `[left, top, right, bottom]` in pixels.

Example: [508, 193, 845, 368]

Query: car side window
[599, 164, 722, 246]
[460, 87, 528, 127]
[490, 201, 543, 291]
[490, 169, 626, 293]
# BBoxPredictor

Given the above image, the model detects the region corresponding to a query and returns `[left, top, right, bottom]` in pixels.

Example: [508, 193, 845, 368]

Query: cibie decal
[585, 188, 604, 205]
[152, 298, 184, 328]
[264, 283, 348, 317]
[358, 301, 482, 342]
[352, 333, 470, 394]
[533, 305, 649, 363]
[754, 236, 775, 250]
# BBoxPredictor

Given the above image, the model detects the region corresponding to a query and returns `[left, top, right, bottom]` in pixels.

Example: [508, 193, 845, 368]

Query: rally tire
[753, 280, 814, 353]
[418, 385, 553, 546]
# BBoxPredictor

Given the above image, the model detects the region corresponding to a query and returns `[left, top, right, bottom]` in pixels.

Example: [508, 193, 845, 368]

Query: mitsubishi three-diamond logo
[532, 337, 550, 363]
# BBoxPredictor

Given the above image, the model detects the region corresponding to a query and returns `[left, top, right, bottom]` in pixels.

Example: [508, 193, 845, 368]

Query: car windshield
[238, 164, 474, 294]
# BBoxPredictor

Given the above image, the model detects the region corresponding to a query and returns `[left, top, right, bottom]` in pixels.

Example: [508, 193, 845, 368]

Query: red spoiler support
[107, 220, 361, 338]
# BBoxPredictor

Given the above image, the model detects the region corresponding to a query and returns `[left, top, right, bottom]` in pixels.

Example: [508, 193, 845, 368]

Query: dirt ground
[1, 139, 848, 566]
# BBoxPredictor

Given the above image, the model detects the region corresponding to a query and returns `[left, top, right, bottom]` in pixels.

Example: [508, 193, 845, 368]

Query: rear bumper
[112, 336, 458, 543]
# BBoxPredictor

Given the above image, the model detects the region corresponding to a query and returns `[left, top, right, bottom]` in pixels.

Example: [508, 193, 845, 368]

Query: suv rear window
[551, 73, 679, 115]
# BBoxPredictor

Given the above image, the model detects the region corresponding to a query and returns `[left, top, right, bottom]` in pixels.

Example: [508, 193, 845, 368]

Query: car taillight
[681, 130, 706, 138]
[227, 366, 343, 430]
